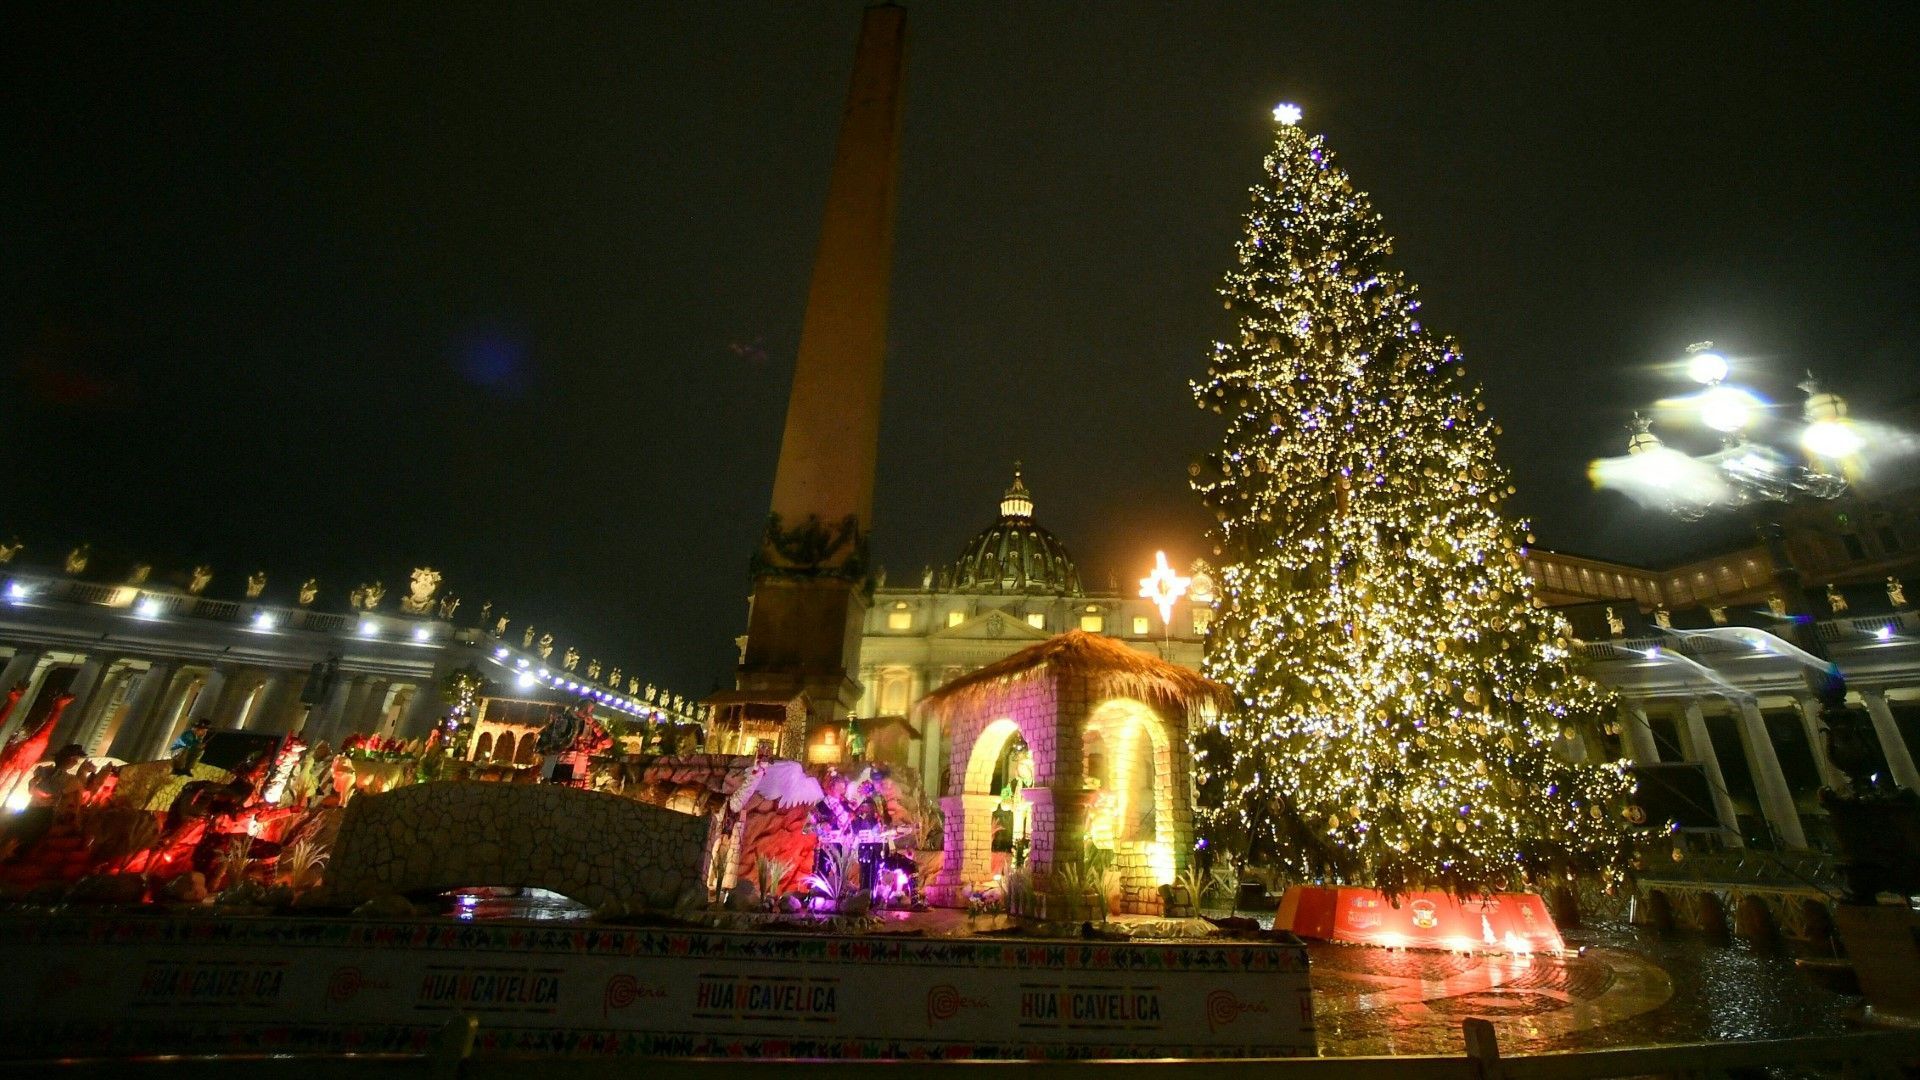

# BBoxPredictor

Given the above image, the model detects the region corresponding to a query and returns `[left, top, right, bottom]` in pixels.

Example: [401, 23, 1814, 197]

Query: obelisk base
[738, 575, 869, 726]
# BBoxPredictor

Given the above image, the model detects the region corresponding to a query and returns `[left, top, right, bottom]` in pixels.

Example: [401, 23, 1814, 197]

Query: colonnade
[0, 643, 441, 764]
[1616, 686, 1920, 851]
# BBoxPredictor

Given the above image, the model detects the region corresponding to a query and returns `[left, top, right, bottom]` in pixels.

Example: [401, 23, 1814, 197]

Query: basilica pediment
[932, 607, 1054, 642]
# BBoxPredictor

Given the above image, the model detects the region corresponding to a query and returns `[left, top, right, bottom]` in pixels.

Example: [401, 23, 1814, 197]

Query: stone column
[957, 791, 1003, 887]
[221, 671, 272, 730]
[109, 662, 179, 761]
[1734, 698, 1807, 850]
[338, 678, 385, 741]
[1861, 690, 1920, 792]
[1794, 696, 1848, 791]
[50, 655, 116, 748]
[0, 648, 47, 741]
[855, 665, 876, 716]
[934, 794, 967, 902]
[188, 666, 233, 724]
[253, 671, 308, 734]
[145, 673, 200, 760]
[75, 666, 137, 756]
[1679, 699, 1745, 846]
[307, 673, 356, 746]
[919, 709, 943, 794]
[1621, 701, 1661, 764]
[400, 680, 444, 740]
[1030, 787, 1098, 882]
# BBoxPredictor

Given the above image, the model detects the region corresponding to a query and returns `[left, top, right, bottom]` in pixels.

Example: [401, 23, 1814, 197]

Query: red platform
[1275, 885, 1564, 954]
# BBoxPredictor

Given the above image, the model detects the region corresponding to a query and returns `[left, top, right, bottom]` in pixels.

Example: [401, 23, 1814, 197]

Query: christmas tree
[1189, 106, 1634, 898]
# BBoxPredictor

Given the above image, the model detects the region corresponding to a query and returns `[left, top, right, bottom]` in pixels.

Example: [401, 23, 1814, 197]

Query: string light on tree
[1187, 103, 1636, 898]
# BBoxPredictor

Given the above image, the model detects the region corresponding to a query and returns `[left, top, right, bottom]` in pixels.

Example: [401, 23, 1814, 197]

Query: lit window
[1026, 612, 1046, 629]
[947, 610, 964, 628]
[887, 608, 912, 630]
[1132, 615, 1150, 635]
[1079, 614, 1104, 633]
[1192, 608, 1213, 634]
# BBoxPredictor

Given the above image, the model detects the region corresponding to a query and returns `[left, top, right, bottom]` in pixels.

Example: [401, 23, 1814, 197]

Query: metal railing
[18, 1020, 1920, 1079]
[1636, 848, 1842, 891]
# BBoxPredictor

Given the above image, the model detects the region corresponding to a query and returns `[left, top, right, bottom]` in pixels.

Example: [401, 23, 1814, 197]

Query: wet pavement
[443, 892, 1860, 1056]
[1309, 921, 1857, 1056]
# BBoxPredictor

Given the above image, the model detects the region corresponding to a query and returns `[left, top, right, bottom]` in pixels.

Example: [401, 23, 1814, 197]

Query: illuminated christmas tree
[1189, 106, 1634, 898]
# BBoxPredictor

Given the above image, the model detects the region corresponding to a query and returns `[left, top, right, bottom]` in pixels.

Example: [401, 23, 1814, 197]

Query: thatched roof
[916, 630, 1230, 723]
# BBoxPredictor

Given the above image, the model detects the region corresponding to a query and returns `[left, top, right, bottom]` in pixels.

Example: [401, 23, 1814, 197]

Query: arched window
[475, 732, 493, 761]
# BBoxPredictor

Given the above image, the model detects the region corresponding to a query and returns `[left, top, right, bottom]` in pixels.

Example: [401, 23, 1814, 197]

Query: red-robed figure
[0, 687, 75, 807]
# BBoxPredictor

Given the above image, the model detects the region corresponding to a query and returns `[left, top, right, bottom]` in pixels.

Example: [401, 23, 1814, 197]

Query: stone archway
[946, 716, 1029, 888]
[1083, 698, 1179, 914]
[922, 632, 1221, 914]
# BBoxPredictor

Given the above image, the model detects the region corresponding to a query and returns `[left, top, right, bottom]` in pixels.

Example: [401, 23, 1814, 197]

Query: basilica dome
[948, 466, 1083, 595]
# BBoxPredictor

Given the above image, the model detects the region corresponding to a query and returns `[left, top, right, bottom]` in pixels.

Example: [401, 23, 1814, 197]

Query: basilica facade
[849, 464, 1920, 860]
[853, 469, 1208, 792]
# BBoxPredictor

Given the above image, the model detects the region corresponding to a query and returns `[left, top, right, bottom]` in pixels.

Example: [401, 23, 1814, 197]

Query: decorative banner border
[0, 915, 1315, 1060]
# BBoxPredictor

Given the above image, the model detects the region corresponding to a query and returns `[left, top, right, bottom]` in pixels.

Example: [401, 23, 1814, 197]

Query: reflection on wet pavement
[1311, 921, 1857, 1057]
[442, 893, 1859, 1057]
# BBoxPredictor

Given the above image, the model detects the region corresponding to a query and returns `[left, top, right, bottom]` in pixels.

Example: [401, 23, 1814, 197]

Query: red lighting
[1276, 885, 1564, 954]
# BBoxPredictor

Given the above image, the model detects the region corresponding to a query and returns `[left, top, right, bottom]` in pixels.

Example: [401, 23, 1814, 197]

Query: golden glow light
[1802, 418, 1864, 461]
[1697, 385, 1763, 433]
[1685, 350, 1729, 385]
[1139, 550, 1192, 627]
[1188, 110, 1635, 898]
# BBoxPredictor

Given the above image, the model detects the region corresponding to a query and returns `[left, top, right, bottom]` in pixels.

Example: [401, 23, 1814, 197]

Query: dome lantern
[948, 463, 1082, 596]
[1000, 462, 1034, 519]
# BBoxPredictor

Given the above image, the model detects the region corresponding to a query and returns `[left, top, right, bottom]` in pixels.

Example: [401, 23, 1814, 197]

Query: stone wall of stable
[930, 669, 1193, 914]
[327, 781, 714, 909]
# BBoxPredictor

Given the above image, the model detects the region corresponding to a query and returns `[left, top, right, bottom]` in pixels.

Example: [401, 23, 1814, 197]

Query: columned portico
[1734, 698, 1808, 849]
[0, 647, 48, 740]
[307, 673, 358, 745]
[1794, 695, 1848, 791]
[252, 671, 306, 734]
[51, 654, 117, 748]
[107, 661, 179, 760]
[1679, 700, 1744, 845]
[400, 679, 443, 740]
[346, 678, 387, 740]
[1860, 689, 1920, 791]
[188, 666, 233, 723]
[1621, 701, 1661, 764]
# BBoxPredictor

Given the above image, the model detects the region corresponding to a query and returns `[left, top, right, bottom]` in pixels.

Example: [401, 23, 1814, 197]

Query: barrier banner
[0, 914, 1315, 1060]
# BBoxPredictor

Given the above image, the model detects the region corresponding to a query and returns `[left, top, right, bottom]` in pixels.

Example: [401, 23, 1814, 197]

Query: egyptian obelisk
[738, 4, 906, 726]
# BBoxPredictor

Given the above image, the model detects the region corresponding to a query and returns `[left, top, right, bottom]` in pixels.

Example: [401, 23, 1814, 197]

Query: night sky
[5, 3, 1917, 694]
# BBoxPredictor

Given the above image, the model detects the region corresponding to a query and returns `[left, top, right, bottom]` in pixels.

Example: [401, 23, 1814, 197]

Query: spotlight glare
[1698, 385, 1762, 433]
[1686, 350, 1729, 385]
[1802, 419, 1864, 460]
